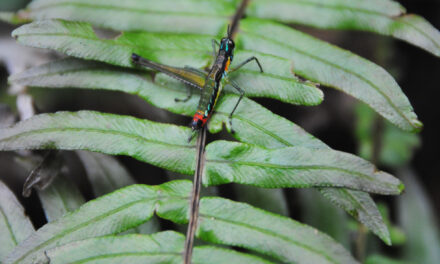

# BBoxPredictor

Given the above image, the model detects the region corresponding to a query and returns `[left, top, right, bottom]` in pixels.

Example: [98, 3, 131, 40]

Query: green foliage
[205, 140, 402, 194]
[319, 188, 392, 246]
[9, 21, 323, 106]
[3, 0, 239, 34]
[247, 0, 440, 57]
[5, 181, 191, 264]
[2, 180, 359, 264]
[6, 57, 396, 246]
[0, 113, 402, 196]
[10, 17, 421, 131]
[46, 232, 273, 264]
[238, 19, 421, 132]
[355, 103, 420, 167]
[233, 185, 288, 216]
[298, 188, 350, 247]
[1, 0, 438, 263]
[37, 175, 85, 222]
[196, 197, 357, 264]
[0, 181, 35, 260]
[365, 254, 410, 264]
[76, 150, 160, 234]
[376, 203, 406, 246]
[0, 111, 196, 174]
[398, 169, 440, 263]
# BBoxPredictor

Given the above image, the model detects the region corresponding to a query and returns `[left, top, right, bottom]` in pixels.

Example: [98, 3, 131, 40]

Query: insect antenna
[227, 24, 231, 38]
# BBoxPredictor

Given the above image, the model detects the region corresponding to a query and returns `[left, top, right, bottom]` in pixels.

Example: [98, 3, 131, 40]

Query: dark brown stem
[183, 1, 249, 262]
[229, 0, 249, 39]
[183, 126, 207, 264]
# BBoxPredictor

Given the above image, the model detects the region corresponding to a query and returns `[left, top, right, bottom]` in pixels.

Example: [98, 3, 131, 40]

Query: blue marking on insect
[225, 45, 228, 52]
[220, 43, 223, 49]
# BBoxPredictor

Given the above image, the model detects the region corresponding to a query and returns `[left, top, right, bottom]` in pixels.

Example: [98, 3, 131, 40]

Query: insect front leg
[230, 56, 264, 73]
[211, 39, 220, 59]
[175, 85, 193, 103]
[228, 80, 245, 133]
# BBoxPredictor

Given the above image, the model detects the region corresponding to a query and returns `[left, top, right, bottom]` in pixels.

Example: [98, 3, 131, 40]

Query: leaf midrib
[0, 205, 18, 245]
[11, 65, 317, 148]
[15, 32, 210, 56]
[30, 1, 231, 18]
[241, 30, 416, 130]
[0, 127, 194, 151]
[63, 251, 182, 263]
[252, 0, 403, 17]
[206, 159, 395, 189]
[262, 1, 440, 51]
[11, 195, 188, 264]
[11, 65, 318, 145]
[9, 66, 108, 83]
[199, 212, 337, 263]
[338, 189, 387, 237]
[396, 17, 440, 50]
[11, 66, 191, 98]
[214, 110, 293, 146]
[231, 68, 308, 84]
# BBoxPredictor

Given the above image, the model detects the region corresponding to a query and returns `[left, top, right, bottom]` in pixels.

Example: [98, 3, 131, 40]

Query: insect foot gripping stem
[229, 118, 236, 134]
[131, 53, 141, 63]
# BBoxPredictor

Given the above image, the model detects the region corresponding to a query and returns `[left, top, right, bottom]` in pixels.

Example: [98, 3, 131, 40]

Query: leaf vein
[242, 30, 416, 129]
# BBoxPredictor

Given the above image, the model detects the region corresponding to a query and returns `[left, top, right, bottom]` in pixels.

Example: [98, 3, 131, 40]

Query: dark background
[1, 0, 439, 258]
[395, 0, 440, 215]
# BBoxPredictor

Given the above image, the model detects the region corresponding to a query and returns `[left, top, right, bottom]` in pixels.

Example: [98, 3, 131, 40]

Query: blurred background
[1, 0, 439, 263]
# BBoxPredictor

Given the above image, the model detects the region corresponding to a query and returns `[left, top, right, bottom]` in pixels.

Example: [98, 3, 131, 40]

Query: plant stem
[183, 126, 207, 264]
[183, 1, 249, 262]
[230, 0, 249, 39]
[355, 115, 384, 261]
[355, 224, 367, 261]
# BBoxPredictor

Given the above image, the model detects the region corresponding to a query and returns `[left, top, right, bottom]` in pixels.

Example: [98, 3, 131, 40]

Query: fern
[1, 0, 439, 263]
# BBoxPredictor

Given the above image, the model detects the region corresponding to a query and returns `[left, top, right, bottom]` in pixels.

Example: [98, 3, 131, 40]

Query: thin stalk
[183, 1, 249, 262]
[355, 115, 384, 261]
[230, 0, 249, 39]
[183, 126, 207, 264]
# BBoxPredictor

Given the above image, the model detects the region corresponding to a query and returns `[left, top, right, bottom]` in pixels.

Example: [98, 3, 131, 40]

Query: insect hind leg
[175, 85, 193, 103]
[228, 80, 245, 134]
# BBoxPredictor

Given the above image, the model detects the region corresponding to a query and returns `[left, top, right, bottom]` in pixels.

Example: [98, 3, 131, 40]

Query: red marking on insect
[191, 110, 208, 130]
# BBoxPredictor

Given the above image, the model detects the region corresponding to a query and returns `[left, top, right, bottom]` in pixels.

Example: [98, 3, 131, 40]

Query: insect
[131, 26, 263, 139]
